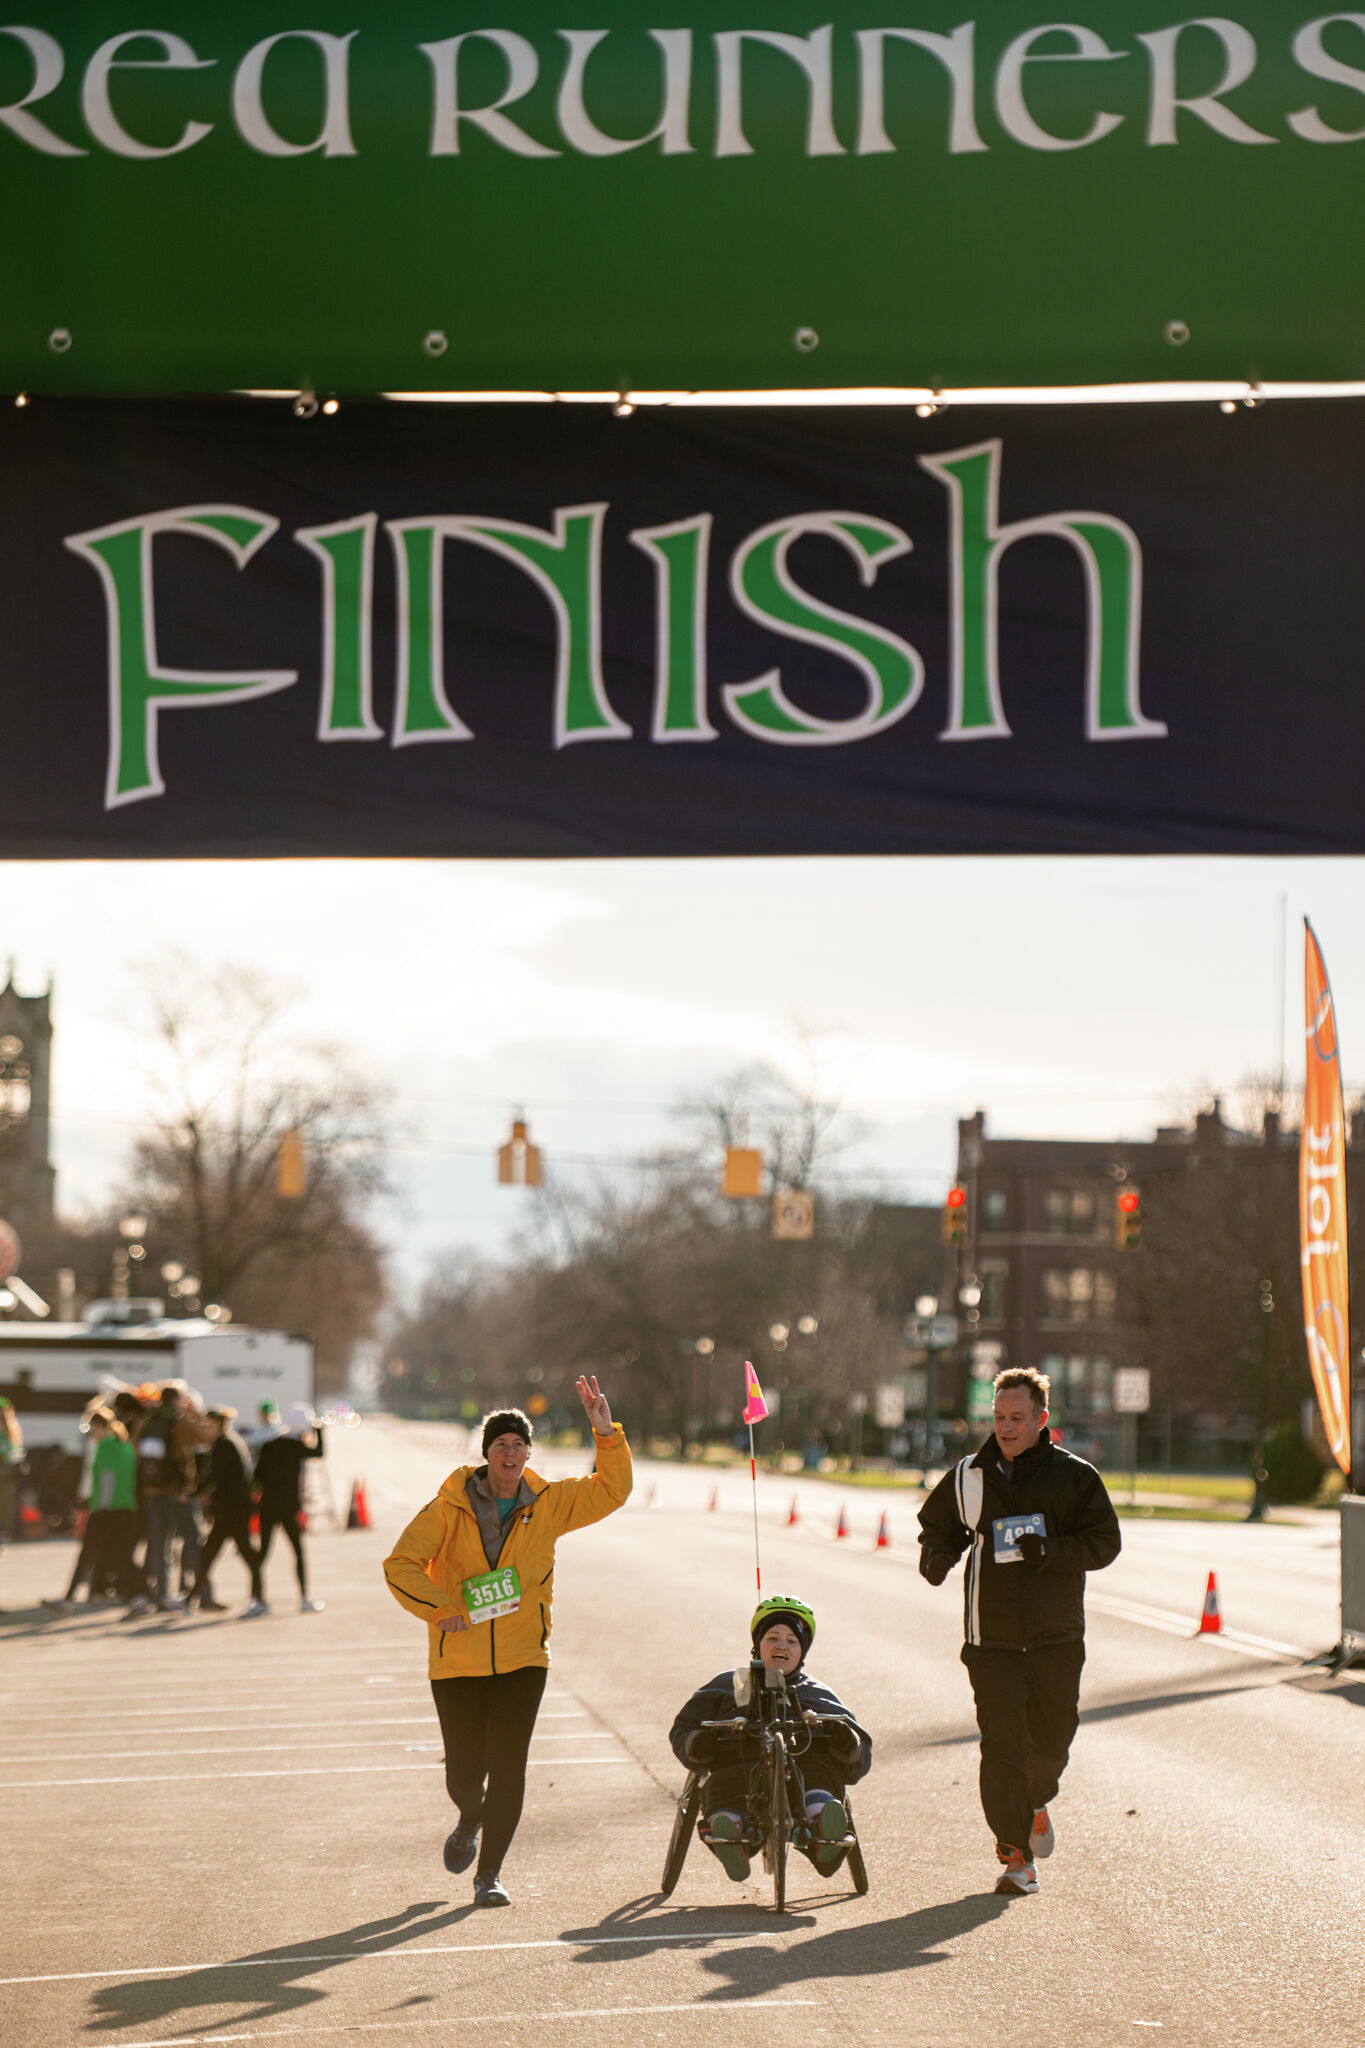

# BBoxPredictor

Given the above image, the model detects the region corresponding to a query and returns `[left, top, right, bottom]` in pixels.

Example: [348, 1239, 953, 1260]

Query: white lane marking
[1087, 1591, 1303, 1661]
[0, 1931, 790, 1986]
[110, 2004, 816, 2045]
[0, 1687, 433, 1712]
[0, 1710, 584, 1733]
[6, 1733, 615, 1763]
[5, 1759, 631, 1788]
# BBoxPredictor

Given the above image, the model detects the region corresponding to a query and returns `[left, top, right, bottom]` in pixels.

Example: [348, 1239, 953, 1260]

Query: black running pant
[431, 1666, 548, 1879]
[85, 1509, 141, 1600]
[962, 1639, 1086, 1858]
[196, 1509, 262, 1601]
[257, 1507, 307, 1597]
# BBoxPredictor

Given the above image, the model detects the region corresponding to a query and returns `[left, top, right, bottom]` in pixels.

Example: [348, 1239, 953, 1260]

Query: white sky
[3, 854, 1358, 1291]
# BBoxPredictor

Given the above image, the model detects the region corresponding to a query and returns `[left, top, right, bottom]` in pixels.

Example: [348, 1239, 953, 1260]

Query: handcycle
[660, 1663, 870, 1911]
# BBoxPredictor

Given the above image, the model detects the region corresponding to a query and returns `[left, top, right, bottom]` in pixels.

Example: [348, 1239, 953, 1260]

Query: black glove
[830, 1721, 862, 1764]
[1017, 1532, 1046, 1571]
[684, 1729, 718, 1765]
[920, 1548, 952, 1587]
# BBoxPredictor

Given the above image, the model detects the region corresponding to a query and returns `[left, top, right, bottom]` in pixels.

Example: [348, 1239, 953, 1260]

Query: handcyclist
[669, 1596, 871, 1882]
[383, 1377, 631, 1909]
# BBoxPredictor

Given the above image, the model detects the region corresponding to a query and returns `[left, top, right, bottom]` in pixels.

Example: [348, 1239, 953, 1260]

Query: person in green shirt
[86, 1409, 141, 1608]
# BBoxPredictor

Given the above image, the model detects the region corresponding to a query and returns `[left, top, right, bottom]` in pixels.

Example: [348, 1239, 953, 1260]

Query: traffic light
[1115, 1186, 1141, 1248]
[942, 1184, 968, 1245]
[723, 1145, 763, 1197]
[498, 1117, 544, 1187]
[277, 1126, 306, 1199]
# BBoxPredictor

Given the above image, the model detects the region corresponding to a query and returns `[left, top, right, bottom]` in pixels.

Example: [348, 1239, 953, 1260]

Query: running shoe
[474, 1874, 511, 1907]
[301, 1597, 325, 1613]
[994, 1849, 1039, 1896]
[241, 1598, 270, 1618]
[196, 1593, 228, 1613]
[1029, 1808, 1055, 1860]
[812, 1799, 850, 1874]
[704, 1813, 752, 1883]
[121, 1595, 152, 1620]
[444, 1824, 479, 1875]
[41, 1598, 73, 1616]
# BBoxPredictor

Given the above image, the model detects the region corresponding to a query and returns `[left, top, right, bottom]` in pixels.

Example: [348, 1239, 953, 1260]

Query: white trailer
[0, 1312, 315, 1454]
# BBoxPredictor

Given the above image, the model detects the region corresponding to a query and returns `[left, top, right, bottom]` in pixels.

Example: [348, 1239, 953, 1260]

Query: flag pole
[749, 1421, 762, 1594]
[741, 1358, 768, 1594]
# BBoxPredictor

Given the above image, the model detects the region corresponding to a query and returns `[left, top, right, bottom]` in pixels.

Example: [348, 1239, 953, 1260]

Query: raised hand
[575, 1375, 613, 1433]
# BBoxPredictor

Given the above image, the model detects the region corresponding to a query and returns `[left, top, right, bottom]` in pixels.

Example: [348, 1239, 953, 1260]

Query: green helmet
[750, 1594, 816, 1658]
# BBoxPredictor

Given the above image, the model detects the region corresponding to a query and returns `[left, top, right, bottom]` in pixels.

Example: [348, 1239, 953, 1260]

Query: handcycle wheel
[845, 1796, 870, 1894]
[661, 1772, 703, 1896]
[768, 1739, 790, 1913]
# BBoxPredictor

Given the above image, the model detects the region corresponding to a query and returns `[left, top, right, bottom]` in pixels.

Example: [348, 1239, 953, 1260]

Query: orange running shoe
[1029, 1808, 1055, 1859]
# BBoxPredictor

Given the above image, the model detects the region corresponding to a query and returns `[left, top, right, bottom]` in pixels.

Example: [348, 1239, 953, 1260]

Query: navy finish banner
[1, 397, 1360, 856]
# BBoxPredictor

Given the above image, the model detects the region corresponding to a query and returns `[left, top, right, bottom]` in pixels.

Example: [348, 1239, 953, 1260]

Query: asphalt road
[2, 1417, 1361, 2048]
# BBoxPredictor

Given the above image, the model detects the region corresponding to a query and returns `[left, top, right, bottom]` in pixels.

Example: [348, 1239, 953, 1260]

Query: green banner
[8, 7, 1365, 393]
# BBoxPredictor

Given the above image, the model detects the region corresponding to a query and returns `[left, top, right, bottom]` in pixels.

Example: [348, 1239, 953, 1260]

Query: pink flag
[742, 1360, 769, 1426]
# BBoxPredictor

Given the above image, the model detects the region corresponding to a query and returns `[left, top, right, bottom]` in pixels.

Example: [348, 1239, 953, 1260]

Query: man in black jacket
[919, 1367, 1120, 1898]
[190, 1409, 264, 1615]
[253, 1404, 326, 1612]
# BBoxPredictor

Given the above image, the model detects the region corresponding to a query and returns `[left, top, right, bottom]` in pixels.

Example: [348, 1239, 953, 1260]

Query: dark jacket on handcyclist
[669, 1669, 872, 1783]
[918, 1428, 1120, 1650]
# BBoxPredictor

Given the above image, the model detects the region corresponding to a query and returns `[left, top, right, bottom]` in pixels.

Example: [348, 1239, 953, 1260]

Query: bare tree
[122, 956, 389, 1391]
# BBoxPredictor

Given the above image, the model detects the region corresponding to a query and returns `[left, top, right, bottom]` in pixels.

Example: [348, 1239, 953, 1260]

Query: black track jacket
[918, 1429, 1121, 1649]
[669, 1670, 872, 1783]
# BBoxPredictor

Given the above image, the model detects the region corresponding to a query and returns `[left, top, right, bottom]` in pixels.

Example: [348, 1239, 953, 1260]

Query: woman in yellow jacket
[383, 1375, 631, 1907]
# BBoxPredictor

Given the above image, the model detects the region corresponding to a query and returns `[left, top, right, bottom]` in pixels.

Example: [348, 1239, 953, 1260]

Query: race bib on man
[461, 1565, 522, 1621]
[992, 1513, 1045, 1563]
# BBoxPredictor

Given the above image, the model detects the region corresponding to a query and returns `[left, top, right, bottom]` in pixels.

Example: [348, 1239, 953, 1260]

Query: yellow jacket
[382, 1425, 632, 1678]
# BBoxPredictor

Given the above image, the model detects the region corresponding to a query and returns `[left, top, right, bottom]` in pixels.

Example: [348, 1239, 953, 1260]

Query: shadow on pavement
[85, 1902, 471, 2035]
[694, 1895, 1013, 1997]
[562, 1894, 1010, 1994]
[560, 1896, 817, 1952]
[919, 1680, 1264, 1747]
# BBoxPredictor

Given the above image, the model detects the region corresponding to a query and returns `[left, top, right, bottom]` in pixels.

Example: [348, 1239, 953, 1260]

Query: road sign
[772, 1189, 815, 1241]
[904, 1315, 958, 1350]
[0, 1221, 21, 1284]
[1113, 1367, 1151, 1414]
[968, 1376, 995, 1425]
[874, 1383, 905, 1430]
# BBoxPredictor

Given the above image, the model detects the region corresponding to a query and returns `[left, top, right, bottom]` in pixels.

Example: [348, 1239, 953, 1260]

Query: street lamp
[112, 1212, 148, 1302]
[1247, 1278, 1274, 1523]
[912, 1295, 956, 1468]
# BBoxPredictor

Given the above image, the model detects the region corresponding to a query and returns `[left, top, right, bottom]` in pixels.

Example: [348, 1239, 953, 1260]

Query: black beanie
[752, 1608, 814, 1659]
[482, 1408, 533, 1457]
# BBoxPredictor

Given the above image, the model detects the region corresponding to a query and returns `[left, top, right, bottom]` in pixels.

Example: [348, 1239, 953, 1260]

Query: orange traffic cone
[709, 1484, 720, 1512]
[1197, 1570, 1221, 1634]
[346, 1481, 362, 1530]
[787, 1494, 800, 1527]
[875, 1512, 891, 1550]
[354, 1480, 372, 1531]
[835, 1503, 850, 1540]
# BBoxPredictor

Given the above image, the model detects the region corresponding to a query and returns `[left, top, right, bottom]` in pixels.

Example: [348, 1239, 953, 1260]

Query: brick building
[948, 1103, 1328, 1470]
